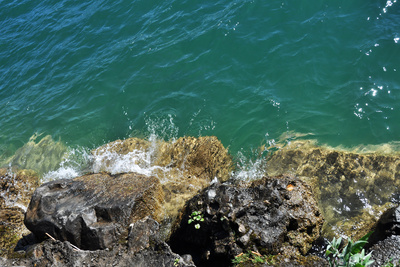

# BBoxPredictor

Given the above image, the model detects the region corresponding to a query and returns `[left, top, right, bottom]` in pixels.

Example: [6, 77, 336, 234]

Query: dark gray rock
[5, 217, 196, 267]
[168, 175, 325, 266]
[366, 205, 400, 266]
[370, 235, 400, 267]
[367, 205, 400, 246]
[24, 172, 164, 250]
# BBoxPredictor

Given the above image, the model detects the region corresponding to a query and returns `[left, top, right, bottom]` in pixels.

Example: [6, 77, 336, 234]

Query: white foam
[232, 150, 267, 183]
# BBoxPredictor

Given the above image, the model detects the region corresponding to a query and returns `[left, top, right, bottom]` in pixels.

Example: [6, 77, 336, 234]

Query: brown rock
[0, 168, 39, 258]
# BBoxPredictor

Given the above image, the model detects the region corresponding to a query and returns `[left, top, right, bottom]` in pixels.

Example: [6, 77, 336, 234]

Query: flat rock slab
[24, 172, 164, 250]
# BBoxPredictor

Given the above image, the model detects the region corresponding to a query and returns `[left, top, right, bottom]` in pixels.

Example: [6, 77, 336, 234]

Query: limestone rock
[168, 175, 324, 266]
[264, 140, 400, 238]
[24, 172, 164, 250]
[92, 136, 232, 182]
[0, 168, 39, 257]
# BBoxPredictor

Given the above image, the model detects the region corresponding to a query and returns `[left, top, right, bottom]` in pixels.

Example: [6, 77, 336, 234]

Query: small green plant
[232, 251, 276, 266]
[382, 258, 400, 267]
[326, 232, 374, 267]
[188, 210, 204, 229]
[173, 258, 180, 266]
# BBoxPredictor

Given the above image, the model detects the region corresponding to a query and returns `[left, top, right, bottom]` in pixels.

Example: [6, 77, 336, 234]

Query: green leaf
[188, 219, 193, 224]
[195, 224, 200, 229]
[351, 231, 373, 254]
[351, 240, 368, 255]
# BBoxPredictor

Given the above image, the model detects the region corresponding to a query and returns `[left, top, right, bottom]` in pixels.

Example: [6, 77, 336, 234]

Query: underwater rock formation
[0, 168, 39, 257]
[265, 140, 400, 238]
[3, 134, 68, 176]
[24, 172, 164, 250]
[168, 175, 325, 266]
[92, 136, 232, 182]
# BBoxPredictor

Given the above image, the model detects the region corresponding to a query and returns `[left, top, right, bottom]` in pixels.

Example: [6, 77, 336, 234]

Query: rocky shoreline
[1, 136, 400, 266]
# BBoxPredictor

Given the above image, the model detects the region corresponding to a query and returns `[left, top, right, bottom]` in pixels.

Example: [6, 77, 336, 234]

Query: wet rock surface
[0, 168, 39, 257]
[92, 136, 233, 239]
[24, 172, 164, 250]
[92, 136, 233, 182]
[169, 175, 325, 266]
[265, 140, 400, 238]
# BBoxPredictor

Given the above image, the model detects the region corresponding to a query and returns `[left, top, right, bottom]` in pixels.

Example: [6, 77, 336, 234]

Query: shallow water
[1, 0, 400, 156]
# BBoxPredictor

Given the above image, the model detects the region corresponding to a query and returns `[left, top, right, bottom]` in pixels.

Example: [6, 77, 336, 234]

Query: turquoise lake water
[1, 0, 400, 177]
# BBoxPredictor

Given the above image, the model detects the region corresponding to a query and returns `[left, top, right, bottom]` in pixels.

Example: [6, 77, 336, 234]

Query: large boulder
[168, 175, 325, 266]
[24, 172, 164, 250]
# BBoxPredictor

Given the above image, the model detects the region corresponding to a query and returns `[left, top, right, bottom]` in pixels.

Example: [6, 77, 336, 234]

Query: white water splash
[232, 150, 267, 183]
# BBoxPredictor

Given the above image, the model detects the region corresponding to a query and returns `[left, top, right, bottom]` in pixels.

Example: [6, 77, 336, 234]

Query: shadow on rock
[168, 175, 326, 267]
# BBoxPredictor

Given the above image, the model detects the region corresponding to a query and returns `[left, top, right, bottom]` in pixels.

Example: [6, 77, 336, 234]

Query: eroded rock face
[24, 172, 164, 250]
[169, 175, 324, 266]
[3, 217, 195, 267]
[0, 168, 39, 257]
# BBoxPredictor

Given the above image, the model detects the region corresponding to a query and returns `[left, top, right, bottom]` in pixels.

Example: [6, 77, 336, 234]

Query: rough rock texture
[364, 205, 400, 266]
[0, 168, 39, 257]
[24, 172, 164, 250]
[92, 136, 233, 238]
[92, 136, 233, 182]
[369, 236, 400, 267]
[169, 175, 325, 266]
[367, 205, 400, 246]
[264, 140, 400, 238]
[2, 217, 195, 267]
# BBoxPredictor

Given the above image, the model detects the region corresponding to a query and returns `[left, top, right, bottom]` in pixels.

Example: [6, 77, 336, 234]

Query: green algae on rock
[264, 140, 400, 239]
[0, 168, 40, 258]
[92, 136, 233, 182]
[1, 134, 68, 177]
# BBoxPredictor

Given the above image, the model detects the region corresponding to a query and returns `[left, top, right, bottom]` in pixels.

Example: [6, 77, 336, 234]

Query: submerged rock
[92, 136, 232, 182]
[265, 140, 400, 238]
[0, 168, 39, 257]
[4, 134, 68, 176]
[24, 172, 164, 250]
[169, 175, 325, 266]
